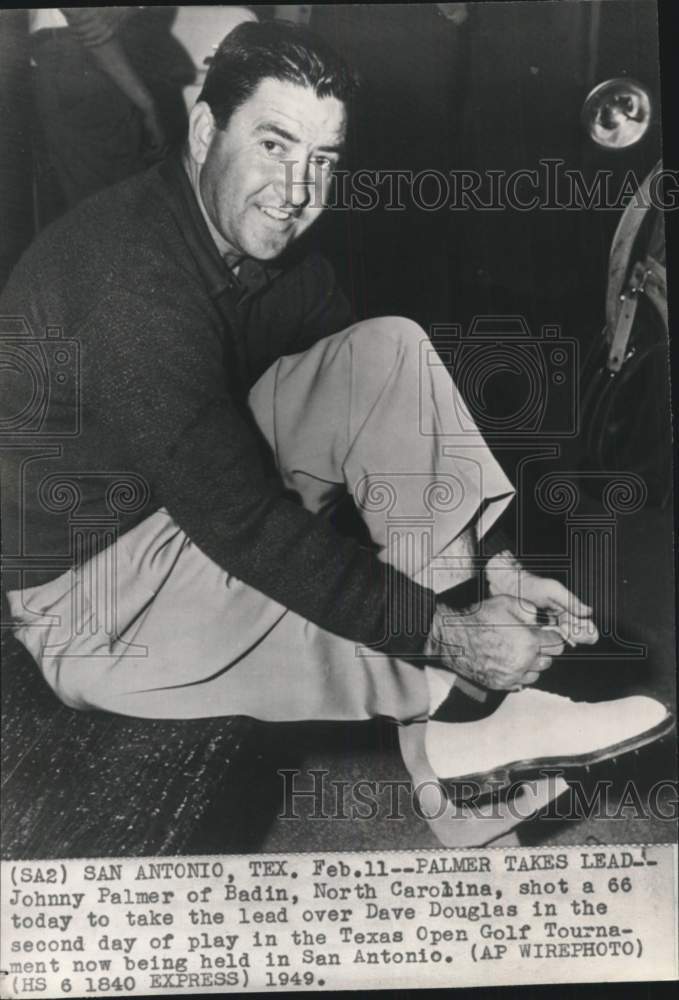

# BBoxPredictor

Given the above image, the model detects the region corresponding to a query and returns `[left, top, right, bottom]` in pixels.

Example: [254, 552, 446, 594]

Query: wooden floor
[1, 634, 255, 859]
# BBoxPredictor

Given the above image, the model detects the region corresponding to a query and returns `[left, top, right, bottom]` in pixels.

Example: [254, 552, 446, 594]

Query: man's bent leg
[7, 509, 430, 722]
[248, 317, 513, 709]
[8, 317, 501, 722]
[248, 317, 514, 593]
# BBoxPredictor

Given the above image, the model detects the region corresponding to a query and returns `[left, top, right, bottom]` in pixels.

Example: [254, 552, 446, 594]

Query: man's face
[194, 78, 346, 261]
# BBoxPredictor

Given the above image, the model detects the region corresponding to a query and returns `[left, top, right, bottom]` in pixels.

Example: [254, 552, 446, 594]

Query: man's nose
[277, 159, 313, 209]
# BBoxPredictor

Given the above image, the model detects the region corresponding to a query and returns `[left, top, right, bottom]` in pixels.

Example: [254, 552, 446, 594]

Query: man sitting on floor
[1, 21, 671, 797]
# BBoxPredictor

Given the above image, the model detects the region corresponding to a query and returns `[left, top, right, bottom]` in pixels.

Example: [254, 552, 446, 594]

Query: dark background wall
[307, 1, 663, 336]
[0, 10, 33, 290]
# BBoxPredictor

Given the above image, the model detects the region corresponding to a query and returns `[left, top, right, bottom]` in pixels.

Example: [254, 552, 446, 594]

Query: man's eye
[261, 140, 284, 155]
[312, 157, 333, 169]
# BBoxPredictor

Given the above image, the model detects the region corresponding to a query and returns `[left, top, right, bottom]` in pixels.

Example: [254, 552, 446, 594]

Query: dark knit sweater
[0, 157, 437, 663]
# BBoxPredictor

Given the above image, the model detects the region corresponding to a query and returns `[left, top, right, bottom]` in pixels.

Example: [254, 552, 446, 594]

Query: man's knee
[350, 315, 427, 361]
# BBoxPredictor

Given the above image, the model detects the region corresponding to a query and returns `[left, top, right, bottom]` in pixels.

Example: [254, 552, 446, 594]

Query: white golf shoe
[425, 688, 673, 783]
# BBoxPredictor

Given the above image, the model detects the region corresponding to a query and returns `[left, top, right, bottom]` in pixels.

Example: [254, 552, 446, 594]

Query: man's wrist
[425, 602, 464, 663]
[425, 574, 488, 665]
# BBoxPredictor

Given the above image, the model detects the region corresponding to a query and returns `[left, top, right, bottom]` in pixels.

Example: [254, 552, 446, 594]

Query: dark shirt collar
[158, 154, 281, 303]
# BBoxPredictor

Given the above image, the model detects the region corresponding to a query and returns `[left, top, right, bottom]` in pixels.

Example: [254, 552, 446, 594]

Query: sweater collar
[158, 154, 281, 302]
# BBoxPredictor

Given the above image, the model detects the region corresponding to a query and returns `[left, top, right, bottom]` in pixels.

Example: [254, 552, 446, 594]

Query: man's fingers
[550, 612, 597, 645]
[535, 609, 599, 647]
[536, 629, 565, 657]
[539, 579, 592, 617]
[566, 617, 600, 645]
[506, 597, 539, 625]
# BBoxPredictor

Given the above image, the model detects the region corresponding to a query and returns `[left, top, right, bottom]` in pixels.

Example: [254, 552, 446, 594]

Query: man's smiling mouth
[259, 206, 294, 222]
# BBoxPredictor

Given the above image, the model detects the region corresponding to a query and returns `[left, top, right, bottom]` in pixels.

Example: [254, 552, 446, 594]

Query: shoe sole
[438, 712, 675, 794]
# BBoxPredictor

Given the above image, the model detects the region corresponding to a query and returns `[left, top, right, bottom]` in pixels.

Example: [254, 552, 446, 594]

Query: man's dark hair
[199, 19, 359, 130]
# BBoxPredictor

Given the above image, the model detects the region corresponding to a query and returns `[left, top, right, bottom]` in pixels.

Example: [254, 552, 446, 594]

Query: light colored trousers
[8, 319, 514, 722]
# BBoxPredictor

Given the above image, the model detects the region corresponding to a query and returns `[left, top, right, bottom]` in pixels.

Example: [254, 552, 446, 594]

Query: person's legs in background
[31, 32, 145, 218]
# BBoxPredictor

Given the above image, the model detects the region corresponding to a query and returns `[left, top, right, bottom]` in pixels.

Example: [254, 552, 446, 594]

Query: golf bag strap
[606, 159, 662, 332]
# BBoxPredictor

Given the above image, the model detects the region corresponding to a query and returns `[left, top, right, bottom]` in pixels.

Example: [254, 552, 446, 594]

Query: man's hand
[486, 551, 599, 646]
[424, 595, 565, 691]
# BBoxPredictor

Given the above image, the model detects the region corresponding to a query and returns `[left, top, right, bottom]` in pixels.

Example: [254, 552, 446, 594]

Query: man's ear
[187, 101, 216, 166]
